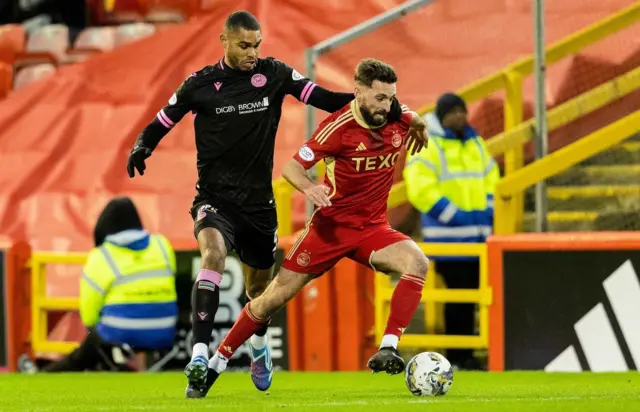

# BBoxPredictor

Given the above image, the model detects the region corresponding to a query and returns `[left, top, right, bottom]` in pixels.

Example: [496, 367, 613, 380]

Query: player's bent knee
[244, 267, 273, 299]
[407, 254, 429, 279]
[246, 281, 269, 299]
[250, 291, 284, 320]
[197, 228, 227, 271]
[252, 269, 311, 319]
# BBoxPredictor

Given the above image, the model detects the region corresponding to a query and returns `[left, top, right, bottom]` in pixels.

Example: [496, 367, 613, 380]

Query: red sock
[218, 304, 266, 358]
[384, 274, 425, 337]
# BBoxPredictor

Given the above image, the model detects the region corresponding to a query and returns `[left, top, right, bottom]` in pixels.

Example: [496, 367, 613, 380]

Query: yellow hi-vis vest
[403, 113, 499, 251]
[80, 232, 177, 349]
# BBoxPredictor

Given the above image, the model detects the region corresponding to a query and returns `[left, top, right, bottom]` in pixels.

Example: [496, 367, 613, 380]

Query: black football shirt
[147, 57, 322, 211]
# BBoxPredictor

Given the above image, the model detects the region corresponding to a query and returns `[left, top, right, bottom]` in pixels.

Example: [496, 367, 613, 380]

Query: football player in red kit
[200, 58, 430, 391]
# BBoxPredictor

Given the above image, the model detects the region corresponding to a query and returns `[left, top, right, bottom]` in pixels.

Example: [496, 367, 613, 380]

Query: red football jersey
[294, 101, 413, 227]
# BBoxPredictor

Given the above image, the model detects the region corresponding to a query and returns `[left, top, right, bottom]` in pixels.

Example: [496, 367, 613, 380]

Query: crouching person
[20, 197, 178, 372]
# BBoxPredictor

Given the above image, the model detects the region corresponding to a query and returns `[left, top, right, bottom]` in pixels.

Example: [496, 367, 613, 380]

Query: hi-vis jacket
[403, 113, 499, 253]
[80, 229, 178, 349]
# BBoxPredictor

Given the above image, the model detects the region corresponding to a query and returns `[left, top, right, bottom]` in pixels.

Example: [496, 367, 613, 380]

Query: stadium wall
[10, 232, 640, 373]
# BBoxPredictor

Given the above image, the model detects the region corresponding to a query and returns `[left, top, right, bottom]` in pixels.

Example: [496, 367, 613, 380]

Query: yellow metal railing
[31, 252, 87, 354]
[273, 178, 296, 236]
[495, 109, 640, 234]
[386, 2, 640, 210]
[374, 243, 490, 349]
[29, 243, 491, 355]
[389, 2, 640, 215]
[387, 66, 640, 209]
[487, 66, 640, 157]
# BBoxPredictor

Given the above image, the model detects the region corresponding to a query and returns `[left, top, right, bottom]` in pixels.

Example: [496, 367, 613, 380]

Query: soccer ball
[404, 352, 454, 396]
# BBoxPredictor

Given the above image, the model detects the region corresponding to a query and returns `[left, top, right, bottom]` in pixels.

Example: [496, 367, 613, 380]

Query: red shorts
[282, 222, 411, 275]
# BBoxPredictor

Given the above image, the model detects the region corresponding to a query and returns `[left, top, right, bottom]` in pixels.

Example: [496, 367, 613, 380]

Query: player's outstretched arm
[290, 83, 406, 121]
[305, 86, 354, 113]
[306, 87, 407, 122]
[276, 59, 404, 118]
[127, 77, 195, 178]
[282, 159, 331, 208]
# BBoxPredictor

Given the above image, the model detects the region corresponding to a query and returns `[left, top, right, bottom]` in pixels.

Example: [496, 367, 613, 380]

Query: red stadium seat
[27, 24, 69, 59]
[0, 24, 26, 65]
[114, 22, 156, 46]
[15, 24, 69, 68]
[0, 61, 12, 98]
[65, 27, 117, 64]
[13, 64, 56, 90]
[74, 27, 117, 52]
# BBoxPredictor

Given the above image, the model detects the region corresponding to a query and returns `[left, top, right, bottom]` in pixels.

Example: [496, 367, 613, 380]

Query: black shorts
[190, 198, 278, 270]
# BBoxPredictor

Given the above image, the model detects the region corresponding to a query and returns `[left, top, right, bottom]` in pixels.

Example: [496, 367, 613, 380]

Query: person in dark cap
[403, 93, 499, 370]
[19, 197, 178, 373]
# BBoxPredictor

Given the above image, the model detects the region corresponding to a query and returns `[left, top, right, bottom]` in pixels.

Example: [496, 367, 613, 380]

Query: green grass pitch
[0, 371, 639, 411]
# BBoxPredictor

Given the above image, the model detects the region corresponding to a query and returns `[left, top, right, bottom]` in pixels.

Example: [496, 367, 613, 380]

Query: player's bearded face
[221, 28, 262, 71]
[356, 80, 397, 126]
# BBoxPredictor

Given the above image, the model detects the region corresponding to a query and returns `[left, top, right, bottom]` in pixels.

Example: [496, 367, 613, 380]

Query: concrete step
[621, 141, 640, 150]
[549, 165, 640, 186]
[523, 210, 640, 232]
[580, 143, 640, 166]
[548, 185, 640, 198]
[523, 213, 594, 232]
[581, 165, 640, 184]
[525, 185, 640, 211]
[518, 134, 640, 232]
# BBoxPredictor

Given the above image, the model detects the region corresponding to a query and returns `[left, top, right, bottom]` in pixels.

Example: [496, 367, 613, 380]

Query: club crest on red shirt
[392, 131, 403, 148]
[297, 251, 311, 267]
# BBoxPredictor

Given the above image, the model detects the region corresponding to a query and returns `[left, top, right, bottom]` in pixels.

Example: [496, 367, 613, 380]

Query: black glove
[127, 145, 152, 177]
[387, 97, 402, 122]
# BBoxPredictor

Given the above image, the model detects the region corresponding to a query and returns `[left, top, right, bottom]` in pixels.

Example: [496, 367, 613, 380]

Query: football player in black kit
[127, 10, 418, 398]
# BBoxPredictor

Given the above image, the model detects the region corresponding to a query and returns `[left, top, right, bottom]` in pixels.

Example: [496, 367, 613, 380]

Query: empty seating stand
[0, 0, 206, 95]
[14, 24, 69, 69]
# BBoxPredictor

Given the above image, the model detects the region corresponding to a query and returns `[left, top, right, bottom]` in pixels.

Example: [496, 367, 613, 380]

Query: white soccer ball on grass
[404, 351, 454, 396]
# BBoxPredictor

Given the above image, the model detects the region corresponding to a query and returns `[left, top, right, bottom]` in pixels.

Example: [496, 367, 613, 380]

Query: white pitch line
[268, 394, 640, 408]
[21, 394, 640, 411]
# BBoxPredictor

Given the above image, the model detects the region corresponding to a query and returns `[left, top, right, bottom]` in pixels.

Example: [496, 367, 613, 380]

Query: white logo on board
[545, 260, 640, 373]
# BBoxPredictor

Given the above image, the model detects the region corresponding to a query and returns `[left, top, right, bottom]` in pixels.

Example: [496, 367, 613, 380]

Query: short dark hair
[354, 58, 397, 87]
[224, 11, 261, 32]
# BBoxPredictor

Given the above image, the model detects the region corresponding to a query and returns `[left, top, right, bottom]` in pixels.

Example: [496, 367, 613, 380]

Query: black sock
[191, 279, 220, 345]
